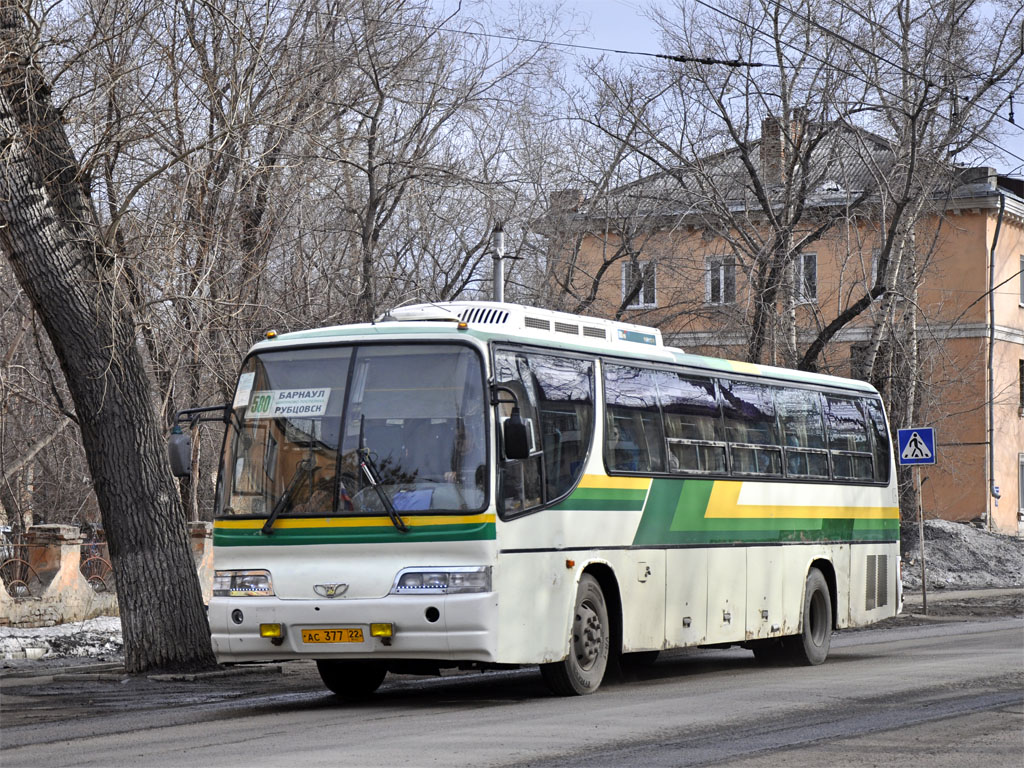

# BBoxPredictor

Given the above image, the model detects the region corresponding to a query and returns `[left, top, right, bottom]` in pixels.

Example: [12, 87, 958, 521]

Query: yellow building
[545, 125, 1024, 535]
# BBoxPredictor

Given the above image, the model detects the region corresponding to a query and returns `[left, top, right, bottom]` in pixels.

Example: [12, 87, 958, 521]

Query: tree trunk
[0, 7, 215, 673]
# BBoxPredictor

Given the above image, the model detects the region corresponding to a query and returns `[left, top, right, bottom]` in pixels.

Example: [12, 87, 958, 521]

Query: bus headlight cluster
[391, 566, 491, 595]
[213, 570, 275, 597]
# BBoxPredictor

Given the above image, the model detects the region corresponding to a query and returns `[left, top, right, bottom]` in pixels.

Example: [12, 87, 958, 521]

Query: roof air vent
[460, 307, 509, 324]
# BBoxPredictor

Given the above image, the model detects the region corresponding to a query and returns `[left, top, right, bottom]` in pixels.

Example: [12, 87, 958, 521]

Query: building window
[623, 260, 656, 308]
[706, 257, 736, 305]
[796, 252, 817, 303]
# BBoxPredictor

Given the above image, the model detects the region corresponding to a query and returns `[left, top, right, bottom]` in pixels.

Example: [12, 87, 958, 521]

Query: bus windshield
[218, 343, 487, 520]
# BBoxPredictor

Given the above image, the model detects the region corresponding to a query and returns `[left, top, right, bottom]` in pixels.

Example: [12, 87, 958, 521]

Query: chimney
[760, 109, 808, 184]
[955, 166, 997, 190]
[760, 116, 784, 184]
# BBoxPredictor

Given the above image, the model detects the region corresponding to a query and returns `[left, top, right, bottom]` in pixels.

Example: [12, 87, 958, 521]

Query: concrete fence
[0, 522, 215, 628]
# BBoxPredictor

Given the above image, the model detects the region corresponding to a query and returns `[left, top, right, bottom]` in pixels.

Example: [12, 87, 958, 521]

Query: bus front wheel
[316, 659, 387, 700]
[785, 567, 832, 665]
[541, 574, 610, 696]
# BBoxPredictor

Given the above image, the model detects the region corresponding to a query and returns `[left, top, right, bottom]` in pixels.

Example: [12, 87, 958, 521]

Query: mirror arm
[172, 403, 231, 427]
[489, 383, 520, 408]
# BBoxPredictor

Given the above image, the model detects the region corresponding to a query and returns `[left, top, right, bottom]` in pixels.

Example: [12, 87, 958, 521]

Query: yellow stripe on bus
[726, 360, 762, 375]
[215, 513, 496, 530]
[705, 481, 899, 520]
[576, 474, 652, 491]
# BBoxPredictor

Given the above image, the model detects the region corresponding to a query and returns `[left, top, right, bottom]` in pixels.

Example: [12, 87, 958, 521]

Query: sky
[569, 0, 1024, 176]
[474, 0, 1024, 177]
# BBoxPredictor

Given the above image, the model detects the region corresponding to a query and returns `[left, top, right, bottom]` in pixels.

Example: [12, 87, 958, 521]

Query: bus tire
[541, 574, 610, 696]
[316, 659, 387, 700]
[785, 567, 832, 665]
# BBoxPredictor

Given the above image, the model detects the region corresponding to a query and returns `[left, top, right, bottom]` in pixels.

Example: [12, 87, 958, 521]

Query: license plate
[301, 628, 364, 644]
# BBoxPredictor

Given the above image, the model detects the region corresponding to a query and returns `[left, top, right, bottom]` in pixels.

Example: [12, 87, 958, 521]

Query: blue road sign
[897, 428, 936, 465]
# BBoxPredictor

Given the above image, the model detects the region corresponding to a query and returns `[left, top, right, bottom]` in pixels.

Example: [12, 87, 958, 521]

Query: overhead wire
[686, 0, 1024, 169]
[824, 0, 1023, 106]
[768, 0, 1022, 131]
[168, 0, 1024, 170]
[338, 0, 1024, 168]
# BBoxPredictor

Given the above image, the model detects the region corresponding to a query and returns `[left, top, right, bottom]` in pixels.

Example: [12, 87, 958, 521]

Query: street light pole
[492, 224, 505, 303]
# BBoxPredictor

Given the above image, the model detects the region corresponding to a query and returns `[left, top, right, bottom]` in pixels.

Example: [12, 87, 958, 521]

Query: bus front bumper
[208, 592, 499, 663]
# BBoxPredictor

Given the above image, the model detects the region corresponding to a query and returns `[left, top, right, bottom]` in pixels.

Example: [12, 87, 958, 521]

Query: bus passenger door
[705, 549, 746, 644]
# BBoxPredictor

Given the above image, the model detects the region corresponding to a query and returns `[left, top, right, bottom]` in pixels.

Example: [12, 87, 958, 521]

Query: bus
[173, 301, 901, 698]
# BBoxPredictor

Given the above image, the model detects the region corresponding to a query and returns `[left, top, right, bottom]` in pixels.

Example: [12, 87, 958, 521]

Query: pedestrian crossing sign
[897, 428, 936, 465]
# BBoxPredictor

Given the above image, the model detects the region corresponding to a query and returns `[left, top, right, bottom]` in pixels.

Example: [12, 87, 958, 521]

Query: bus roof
[252, 301, 878, 395]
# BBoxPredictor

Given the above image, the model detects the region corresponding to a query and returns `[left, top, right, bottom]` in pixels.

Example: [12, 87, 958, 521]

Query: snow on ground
[1, 617, 122, 663]
[1, 521, 1019, 665]
[901, 519, 1024, 590]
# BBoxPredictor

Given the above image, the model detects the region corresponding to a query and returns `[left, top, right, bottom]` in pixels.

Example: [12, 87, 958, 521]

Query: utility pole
[492, 224, 505, 303]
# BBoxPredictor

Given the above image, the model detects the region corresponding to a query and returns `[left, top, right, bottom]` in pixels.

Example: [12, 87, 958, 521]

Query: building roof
[549, 117, 1023, 225]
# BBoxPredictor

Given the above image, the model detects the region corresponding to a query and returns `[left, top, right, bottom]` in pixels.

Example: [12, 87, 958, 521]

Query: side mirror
[502, 408, 531, 460]
[168, 427, 192, 477]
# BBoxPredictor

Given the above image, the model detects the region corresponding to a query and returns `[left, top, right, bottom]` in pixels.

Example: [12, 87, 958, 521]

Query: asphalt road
[2, 617, 1021, 768]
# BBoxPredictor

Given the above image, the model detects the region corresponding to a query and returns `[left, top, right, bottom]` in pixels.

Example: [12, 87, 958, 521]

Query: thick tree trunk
[0, 7, 215, 673]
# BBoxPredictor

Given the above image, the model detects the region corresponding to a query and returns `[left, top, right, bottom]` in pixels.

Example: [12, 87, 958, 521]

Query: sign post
[897, 428, 936, 615]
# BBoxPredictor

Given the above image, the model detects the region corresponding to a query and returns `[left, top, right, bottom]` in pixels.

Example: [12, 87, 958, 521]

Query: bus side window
[657, 372, 728, 474]
[719, 379, 783, 476]
[494, 352, 543, 515]
[531, 355, 594, 500]
[824, 395, 874, 480]
[776, 388, 830, 479]
[862, 398, 892, 483]
[494, 350, 594, 515]
[604, 364, 666, 473]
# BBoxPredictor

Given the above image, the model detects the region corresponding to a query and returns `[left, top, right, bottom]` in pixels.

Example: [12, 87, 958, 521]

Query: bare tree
[0, 1, 215, 672]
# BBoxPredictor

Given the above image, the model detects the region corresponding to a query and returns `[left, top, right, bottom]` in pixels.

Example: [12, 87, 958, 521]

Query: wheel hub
[573, 601, 602, 670]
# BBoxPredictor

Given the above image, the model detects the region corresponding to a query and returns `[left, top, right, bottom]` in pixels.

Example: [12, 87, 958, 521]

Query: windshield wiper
[358, 415, 410, 533]
[262, 458, 316, 535]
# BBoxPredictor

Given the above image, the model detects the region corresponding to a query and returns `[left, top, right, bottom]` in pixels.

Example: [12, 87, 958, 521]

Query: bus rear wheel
[541, 574, 610, 696]
[316, 659, 387, 700]
[784, 567, 832, 665]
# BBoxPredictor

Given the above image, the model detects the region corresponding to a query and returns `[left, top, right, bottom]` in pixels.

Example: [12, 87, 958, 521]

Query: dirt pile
[901, 519, 1023, 590]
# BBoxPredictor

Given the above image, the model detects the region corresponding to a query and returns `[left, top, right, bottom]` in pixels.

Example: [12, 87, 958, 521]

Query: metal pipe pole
[916, 466, 927, 615]
[987, 193, 1005, 531]
[492, 224, 505, 303]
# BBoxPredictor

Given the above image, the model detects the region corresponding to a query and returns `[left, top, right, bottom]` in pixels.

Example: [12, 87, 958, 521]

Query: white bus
[176, 301, 900, 698]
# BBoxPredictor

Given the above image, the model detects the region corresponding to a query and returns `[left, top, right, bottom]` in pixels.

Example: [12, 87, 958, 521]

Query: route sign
[897, 428, 936, 465]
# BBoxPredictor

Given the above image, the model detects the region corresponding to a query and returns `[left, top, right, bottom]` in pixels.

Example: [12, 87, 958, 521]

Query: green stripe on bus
[631, 478, 898, 545]
[552, 497, 646, 512]
[568, 487, 648, 502]
[214, 521, 496, 547]
[643, 525, 897, 545]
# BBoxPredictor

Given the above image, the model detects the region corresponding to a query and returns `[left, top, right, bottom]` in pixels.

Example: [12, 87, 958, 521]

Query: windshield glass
[218, 343, 487, 519]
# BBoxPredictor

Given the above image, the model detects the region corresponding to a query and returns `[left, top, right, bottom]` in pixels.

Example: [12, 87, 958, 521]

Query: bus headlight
[391, 566, 491, 595]
[214, 570, 275, 597]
